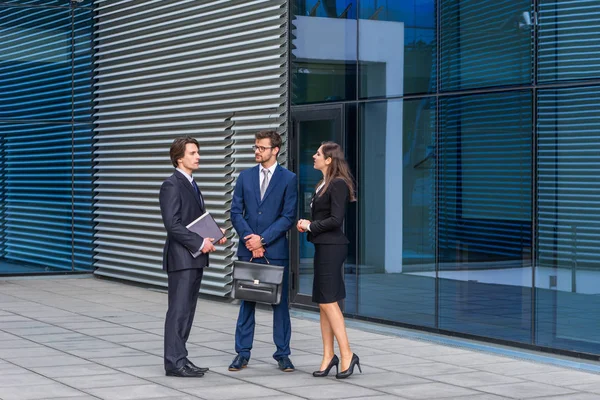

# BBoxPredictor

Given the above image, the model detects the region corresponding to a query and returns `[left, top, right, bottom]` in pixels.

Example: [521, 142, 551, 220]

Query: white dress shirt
[259, 162, 278, 189]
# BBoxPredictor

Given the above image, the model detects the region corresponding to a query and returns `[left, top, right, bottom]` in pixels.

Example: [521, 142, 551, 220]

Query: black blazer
[308, 178, 350, 245]
[159, 170, 208, 272]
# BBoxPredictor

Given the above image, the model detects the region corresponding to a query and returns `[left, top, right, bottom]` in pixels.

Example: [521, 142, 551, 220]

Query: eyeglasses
[252, 145, 274, 153]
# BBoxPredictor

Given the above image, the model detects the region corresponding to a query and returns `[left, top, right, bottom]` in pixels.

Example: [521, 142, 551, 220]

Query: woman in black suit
[297, 142, 361, 379]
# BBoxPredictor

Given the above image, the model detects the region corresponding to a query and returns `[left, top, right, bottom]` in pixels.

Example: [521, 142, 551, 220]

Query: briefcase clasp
[253, 279, 260, 285]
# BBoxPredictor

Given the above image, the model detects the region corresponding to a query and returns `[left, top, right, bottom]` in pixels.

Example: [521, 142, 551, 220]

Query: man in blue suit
[229, 130, 298, 372]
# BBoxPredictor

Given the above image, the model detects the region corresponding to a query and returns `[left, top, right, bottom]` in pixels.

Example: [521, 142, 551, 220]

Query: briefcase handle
[249, 255, 270, 264]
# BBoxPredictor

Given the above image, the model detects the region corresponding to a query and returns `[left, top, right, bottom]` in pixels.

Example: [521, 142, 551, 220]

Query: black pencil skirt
[312, 244, 348, 304]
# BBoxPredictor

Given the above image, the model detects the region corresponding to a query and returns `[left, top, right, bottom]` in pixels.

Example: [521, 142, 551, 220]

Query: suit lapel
[175, 171, 203, 210]
[251, 165, 261, 205]
[260, 164, 282, 204]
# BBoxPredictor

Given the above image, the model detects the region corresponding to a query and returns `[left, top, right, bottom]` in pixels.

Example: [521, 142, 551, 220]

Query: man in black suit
[160, 136, 227, 378]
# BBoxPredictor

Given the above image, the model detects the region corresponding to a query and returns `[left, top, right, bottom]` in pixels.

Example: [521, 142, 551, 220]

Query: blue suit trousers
[234, 257, 291, 361]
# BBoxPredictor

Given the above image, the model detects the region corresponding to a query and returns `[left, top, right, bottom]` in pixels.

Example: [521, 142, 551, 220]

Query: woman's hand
[296, 219, 310, 233]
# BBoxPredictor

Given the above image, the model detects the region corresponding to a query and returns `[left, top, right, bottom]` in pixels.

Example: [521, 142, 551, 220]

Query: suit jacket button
[258, 211, 262, 215]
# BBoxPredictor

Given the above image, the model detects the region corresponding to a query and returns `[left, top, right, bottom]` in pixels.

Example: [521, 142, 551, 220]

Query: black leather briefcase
[231, 258, 284, 305]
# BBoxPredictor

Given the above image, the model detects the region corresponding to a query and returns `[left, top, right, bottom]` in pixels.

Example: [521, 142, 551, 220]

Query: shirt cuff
[307, 223, 312, 232]
[190, 240, 206, 258]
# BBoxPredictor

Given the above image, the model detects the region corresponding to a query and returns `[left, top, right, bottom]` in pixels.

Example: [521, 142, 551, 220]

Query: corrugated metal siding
[92, 0, 288, 296]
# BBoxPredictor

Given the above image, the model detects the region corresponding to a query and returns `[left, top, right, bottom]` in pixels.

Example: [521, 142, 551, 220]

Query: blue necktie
[191, 180, 203, 208]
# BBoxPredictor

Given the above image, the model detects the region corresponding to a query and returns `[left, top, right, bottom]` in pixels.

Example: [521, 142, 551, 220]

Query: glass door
[290, 105, 343, 306]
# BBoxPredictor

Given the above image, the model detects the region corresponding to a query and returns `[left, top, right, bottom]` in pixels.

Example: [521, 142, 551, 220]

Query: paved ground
[1, 276, 600, 400]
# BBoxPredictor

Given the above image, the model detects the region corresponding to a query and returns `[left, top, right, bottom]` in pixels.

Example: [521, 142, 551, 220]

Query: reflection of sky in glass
[359, 0, 435, 28]
[299, 0, 358, 19]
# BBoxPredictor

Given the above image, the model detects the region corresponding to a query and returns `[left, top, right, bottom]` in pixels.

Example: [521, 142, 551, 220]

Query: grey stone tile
[396, 362, 477, 377]
[343, 371, 431, 388]
[425, 353, 514, 367]
[568, 381, 600, 394]
[0, 339, 40, 349]
[55, 373, 150, 389]
[520, 370, 600, 387]
[31, 363, 118, 378]
[149, 373, 242, 389]
[84, 384, 186, 400]
[96, 333, 161, 343]
[540, 394, 600, 400]
[91, 354, 163, 368]
[357, 353, 427, 368]
[477, 382, 577, 398]
[182, 383, 282, 400]
[26, 333, 92, 344]
[440, 395, 511, 400]
[476, 361, 567, 376]
[0, 363, 30, 374]
[0, 383, 85, 400]
[0, 346, 65, 359]
[431, 371, 523, 387]
[7, 355, 90, 368]
[117, 365, 166, 378]
[238, 371, 341, 388]
[67, 346, 147, 359]
[0, 371, 56, 387]
[283, 383, 382, 399]
[392, 344, 471, 358]
[75, 327, 143, 336]
[379, 382, 480, 399]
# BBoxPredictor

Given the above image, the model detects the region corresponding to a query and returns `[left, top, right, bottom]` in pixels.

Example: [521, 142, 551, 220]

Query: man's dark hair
[255, 130, 282, 150]
[170, 136, 199, 168]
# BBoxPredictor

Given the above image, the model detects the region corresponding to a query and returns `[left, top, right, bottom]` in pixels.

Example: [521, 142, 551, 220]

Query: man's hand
[252, 248, 265, 259]
[244, 234, 263, 251]
[217, 228, 227, 245]
[201, 238, 216, 253]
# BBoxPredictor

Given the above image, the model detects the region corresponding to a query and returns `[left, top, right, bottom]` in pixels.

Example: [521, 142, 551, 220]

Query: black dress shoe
[186, 360, 209, 373]
[228, 354, 249, 371]
[335, 353, 362, 379]
[277, 356, 295, 372]
[165, 365, 204, 378]
[313, 355, 339, 377]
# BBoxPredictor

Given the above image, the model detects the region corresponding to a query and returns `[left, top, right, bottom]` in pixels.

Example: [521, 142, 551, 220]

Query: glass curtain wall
[291, 0, 600, 357]
[0, 1, 95, 274]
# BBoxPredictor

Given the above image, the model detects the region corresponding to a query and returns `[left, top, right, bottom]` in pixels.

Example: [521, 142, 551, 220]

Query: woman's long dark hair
[317, 141, 356, 202]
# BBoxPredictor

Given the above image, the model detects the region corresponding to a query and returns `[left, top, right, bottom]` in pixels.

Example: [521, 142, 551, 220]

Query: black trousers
[164, 267, 204, 371]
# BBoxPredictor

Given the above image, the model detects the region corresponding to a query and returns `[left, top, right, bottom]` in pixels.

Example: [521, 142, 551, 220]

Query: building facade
[1, 0, 600, 358]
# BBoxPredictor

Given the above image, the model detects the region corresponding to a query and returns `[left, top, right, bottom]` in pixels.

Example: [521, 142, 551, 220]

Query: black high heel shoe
[312, 355, 339, 377]
[335, 354, 361, 379]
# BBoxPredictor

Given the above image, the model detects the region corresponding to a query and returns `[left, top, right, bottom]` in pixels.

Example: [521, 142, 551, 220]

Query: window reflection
[440, 0, 533, 91]
[291, 0, 357, 104]
[438, 91, 533, 343]
[536, 87, 600, 354]
[358, 98, 435, 326]
[358, 0, 436, 98]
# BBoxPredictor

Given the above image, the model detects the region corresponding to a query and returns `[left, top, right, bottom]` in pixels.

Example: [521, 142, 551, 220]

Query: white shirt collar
[260, 162, 278, 175]
[176, 168, 193, 183]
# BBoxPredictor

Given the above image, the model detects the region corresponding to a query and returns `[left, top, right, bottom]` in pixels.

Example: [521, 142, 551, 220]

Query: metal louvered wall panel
[92, 0, 288, 296]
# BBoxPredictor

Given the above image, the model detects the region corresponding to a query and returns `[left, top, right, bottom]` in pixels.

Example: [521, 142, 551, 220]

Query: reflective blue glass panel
[536, 86, 600, 354]
[291, 0, 357, 104]
[0, 5, 73, 121]
[438, 91, 533, 343]
[73, 6, 95, 122]
[359, 0, 436, 98]
[440, 0, 533, 91]
[538, 1, 600, 83]
[357, 98, 436, 326]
